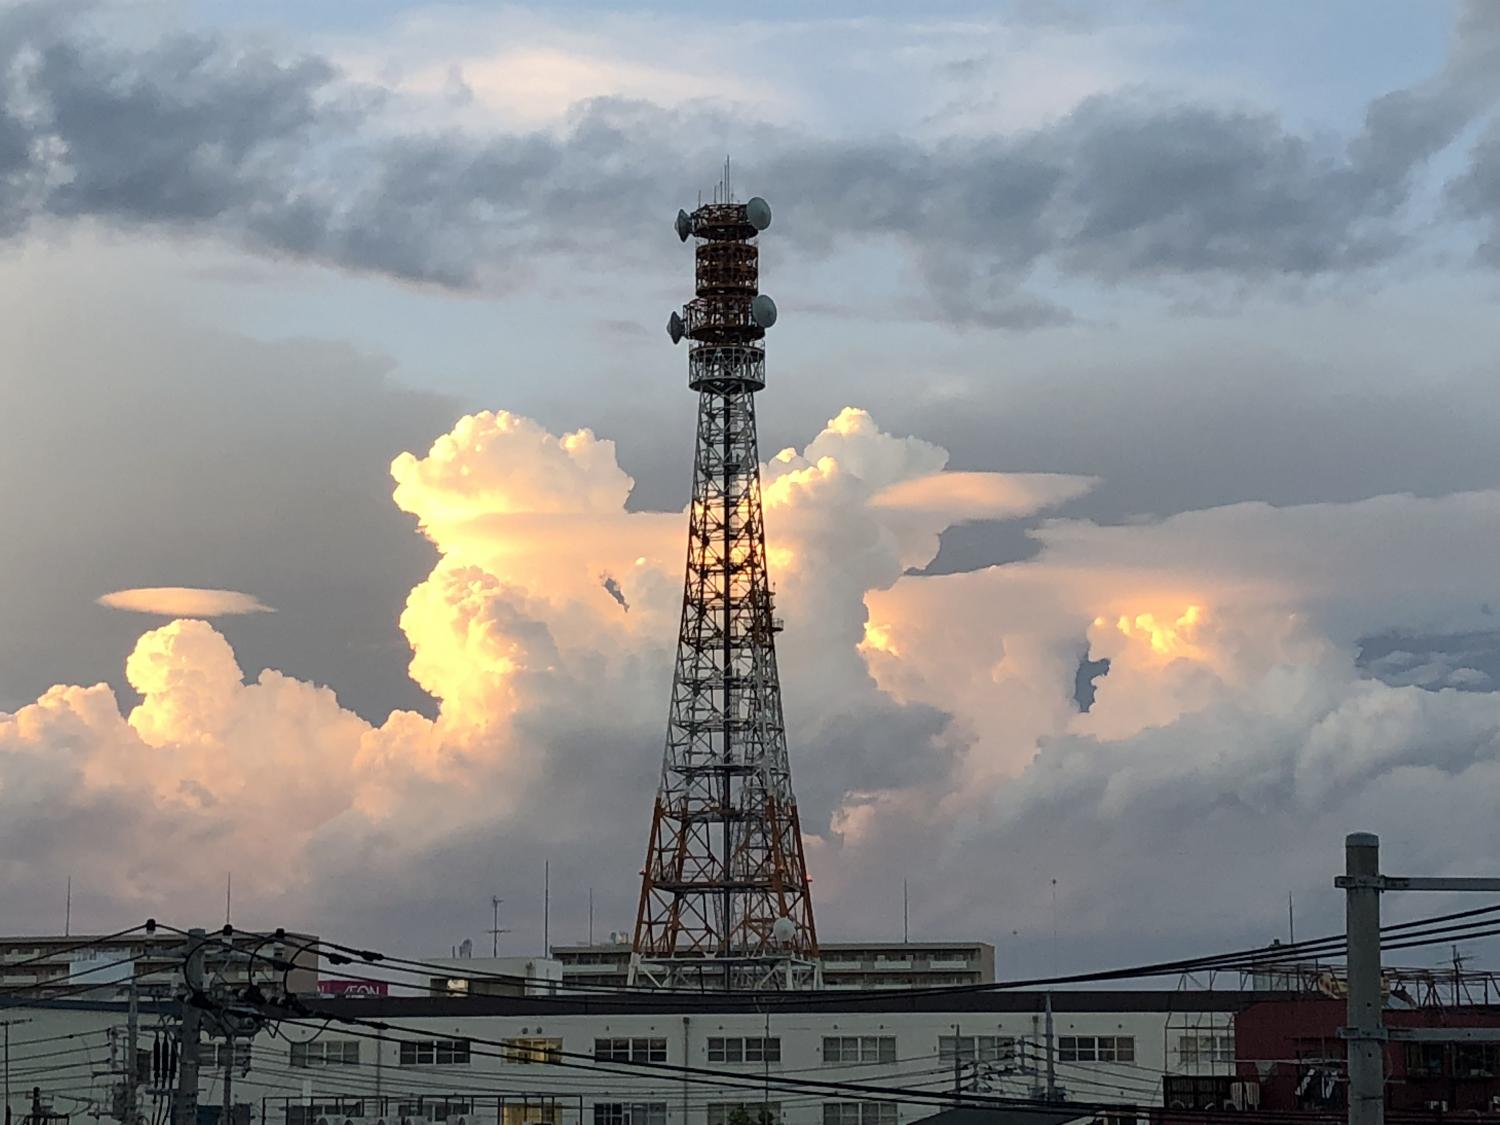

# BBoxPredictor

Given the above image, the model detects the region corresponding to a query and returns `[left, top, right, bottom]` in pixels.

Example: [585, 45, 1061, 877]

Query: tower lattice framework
[630, 189, 819, 990]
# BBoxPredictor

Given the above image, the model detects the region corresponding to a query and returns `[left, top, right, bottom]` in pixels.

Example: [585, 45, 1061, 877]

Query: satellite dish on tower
[667, 311, 685, 344]
[771, 916, 797, 946]
[675, 209, 693, 242]
[745, 197, 772, 231]
[751, 294, 777, 328]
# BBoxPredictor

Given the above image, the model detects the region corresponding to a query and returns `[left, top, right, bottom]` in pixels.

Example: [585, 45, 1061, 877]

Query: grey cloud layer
[3, 3, 1499, 322]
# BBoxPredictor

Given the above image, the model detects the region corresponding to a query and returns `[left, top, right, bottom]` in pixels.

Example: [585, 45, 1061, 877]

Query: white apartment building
[1, 988, 1255, 1125]
[550, 943, 996, 992]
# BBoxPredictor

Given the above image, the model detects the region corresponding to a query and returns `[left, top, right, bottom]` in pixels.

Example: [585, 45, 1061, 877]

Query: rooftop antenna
[226, 873, 232, 926]
[65, 875, 71, 936]
[488, 896, 511, 957]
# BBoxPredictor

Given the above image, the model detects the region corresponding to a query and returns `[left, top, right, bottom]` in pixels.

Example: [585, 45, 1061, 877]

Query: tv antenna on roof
[488, 895, 511, 957]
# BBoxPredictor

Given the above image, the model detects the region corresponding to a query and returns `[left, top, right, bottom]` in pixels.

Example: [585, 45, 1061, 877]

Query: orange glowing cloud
[98, 587, 274, 617]
[1113, 604, 1208, 659]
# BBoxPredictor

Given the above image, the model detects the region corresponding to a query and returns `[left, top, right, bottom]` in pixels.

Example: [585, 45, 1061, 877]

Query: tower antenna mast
[632, 186, 818, 990]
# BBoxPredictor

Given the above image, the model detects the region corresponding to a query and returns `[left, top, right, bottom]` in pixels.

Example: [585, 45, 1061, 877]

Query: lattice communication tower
[629, 182, 820, 990]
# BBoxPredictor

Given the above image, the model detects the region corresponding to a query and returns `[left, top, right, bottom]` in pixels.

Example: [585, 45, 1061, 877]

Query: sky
[3, 0, 1500, 977]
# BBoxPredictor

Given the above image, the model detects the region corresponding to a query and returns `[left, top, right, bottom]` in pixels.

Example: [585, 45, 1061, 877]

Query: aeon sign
[317, 979, 388, 996]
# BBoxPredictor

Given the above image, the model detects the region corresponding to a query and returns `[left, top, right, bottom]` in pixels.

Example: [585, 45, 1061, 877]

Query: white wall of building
[1, 1001, 1239, 1125]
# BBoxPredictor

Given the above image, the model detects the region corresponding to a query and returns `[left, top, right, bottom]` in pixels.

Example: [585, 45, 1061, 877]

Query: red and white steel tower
[630, 185, 820, 990]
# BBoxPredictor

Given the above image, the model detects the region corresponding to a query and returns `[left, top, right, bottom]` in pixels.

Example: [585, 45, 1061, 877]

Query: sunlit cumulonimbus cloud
[0, 405, 1086, 942]
[98, 587, 274, 617]
[2, 2, 1499, 323]
[5, 400, 1500, 960]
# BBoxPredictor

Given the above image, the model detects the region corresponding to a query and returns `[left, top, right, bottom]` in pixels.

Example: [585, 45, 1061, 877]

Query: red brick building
[1233, 995, 1500, 1115]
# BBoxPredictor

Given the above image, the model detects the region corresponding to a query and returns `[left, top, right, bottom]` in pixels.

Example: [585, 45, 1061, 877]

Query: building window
[938, 1036, 1015, 1063]
[593, 1104, 666, 1125]
[501, 1108, 558, 1125]
[504, 1038, 562, 1065]
[822, 1104, 896, 1125]
[823, 1037, 897, 1065]
[706, 1104, 781, 1125]
[410, 1099, 475, 1121]
[1165, 1075, 1236, 1111]
[1405, 1043, 1446, 1078]
[708, 1038, 780, 1064]
[290, 1040, 361, 1067]
[1059, 1036, 1135, 1063]
[1454, 1045, 1499, 1078]
[1178, 1035, 1233, 1065]
[594, 1038, 667, 1064]
[398, 1039, 471, 1066]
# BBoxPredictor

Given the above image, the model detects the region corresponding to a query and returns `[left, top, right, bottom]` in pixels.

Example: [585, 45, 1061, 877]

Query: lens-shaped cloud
[97, 587, 275, 617]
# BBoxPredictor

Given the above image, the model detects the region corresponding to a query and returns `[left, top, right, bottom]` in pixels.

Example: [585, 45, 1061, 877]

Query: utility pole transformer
[173, 929, 206, 1125]
[631, 178, 819, 990]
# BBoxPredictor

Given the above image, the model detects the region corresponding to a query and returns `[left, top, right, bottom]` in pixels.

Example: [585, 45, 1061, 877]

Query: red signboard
[317, 979, 388, 997]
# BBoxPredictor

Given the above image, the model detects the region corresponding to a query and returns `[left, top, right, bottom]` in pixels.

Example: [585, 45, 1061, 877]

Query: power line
[164, 905, 1500, 1012]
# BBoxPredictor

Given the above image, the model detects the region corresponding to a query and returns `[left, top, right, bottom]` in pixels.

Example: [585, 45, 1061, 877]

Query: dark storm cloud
[4, 3, 1499, 323]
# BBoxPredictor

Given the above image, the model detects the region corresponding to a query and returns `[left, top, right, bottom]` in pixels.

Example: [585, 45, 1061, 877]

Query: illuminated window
[504, 1037, 562, 1065]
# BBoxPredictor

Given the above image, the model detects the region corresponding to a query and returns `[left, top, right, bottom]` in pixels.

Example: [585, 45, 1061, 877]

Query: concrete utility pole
[1342, 834, 1383, 1125]
[173, 929, 206, 1125]
[1044, 993, 1057, 1102]
[124, 978, 140, 1125]
[221, 1037, 233, 1125]
[2, 1018, 33, 1125]
[1336, 832, 1500, 1125]
[952, 1024, 963, 1104]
